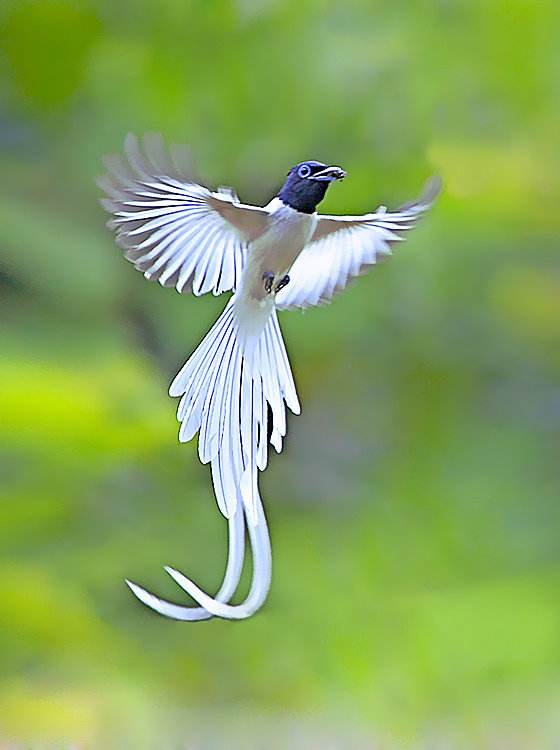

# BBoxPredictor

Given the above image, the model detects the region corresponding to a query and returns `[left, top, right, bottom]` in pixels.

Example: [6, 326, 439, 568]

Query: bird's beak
[311, 166, 346, 182]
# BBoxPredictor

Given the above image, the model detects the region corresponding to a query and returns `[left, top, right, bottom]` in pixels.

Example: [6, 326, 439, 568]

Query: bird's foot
[274, 274, 290, 293]
[262, 271, 274, 294]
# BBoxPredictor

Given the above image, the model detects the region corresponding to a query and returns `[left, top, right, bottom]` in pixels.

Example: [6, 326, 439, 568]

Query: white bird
[98, 133, 440, 621]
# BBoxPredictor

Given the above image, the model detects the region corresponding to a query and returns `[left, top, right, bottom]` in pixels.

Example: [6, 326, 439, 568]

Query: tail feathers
[170, 300, 299, 521]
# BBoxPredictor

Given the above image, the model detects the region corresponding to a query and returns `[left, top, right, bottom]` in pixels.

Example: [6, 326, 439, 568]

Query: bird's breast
[240, 203, 317, 302]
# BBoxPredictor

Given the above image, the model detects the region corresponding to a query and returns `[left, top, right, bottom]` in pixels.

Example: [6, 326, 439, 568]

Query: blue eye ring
[297, 164, 312, 179]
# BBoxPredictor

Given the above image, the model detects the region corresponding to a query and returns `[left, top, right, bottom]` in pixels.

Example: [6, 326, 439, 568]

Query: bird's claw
[274, 274, 290, 293]
[262, 271, 274, 294]
[262, 272, 290, 294]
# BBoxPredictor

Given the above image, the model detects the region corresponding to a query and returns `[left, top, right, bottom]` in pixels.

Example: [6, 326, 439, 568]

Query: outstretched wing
[275, 177, 441, 310]
[98, 133, 269, 296]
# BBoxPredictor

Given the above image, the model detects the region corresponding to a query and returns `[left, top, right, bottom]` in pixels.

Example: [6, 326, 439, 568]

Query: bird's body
[235, 199, 317, 338]
[242, 199, 317, 303]
[98, 133, 440, 621]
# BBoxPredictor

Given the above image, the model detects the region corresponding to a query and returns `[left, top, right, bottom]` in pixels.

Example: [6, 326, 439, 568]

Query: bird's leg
[125, 501, 246, 621]
[274, 275, 290, 293]
[262, 271, 275, 294]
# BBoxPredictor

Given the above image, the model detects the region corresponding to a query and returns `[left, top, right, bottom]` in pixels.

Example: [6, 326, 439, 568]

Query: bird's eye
[297, 164, 312, 178]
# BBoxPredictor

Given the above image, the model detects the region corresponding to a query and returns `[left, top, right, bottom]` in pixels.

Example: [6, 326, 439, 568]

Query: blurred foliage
[1, 0, 559, 747]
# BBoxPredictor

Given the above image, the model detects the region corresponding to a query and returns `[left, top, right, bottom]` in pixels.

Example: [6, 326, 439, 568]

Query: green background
[1, 1, 559, 747]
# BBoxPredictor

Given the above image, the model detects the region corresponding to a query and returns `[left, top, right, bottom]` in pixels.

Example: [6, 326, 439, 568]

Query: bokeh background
[1, 0, 559, 747]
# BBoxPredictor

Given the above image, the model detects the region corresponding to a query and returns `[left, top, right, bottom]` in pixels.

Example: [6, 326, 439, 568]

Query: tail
[169, 297, 300, 524]
[125, 296, 300, 620]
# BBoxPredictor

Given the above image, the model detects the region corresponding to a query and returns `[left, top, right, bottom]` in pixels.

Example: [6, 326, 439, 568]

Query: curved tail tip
[125, 578, 152, 605]
[125, 578, 142, 595]
[125, 578, 148, 604]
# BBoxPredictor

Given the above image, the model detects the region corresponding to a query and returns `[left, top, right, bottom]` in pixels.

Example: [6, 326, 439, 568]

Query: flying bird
[98, 133, 440, 621]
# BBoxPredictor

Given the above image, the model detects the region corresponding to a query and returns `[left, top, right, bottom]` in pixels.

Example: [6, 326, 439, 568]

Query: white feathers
[125, 500, 246, 622]
[102, 135, 442, 621]
[276, 176, 442, 310]
[98, 133, 268, 296]
[170, 296, 299, 524]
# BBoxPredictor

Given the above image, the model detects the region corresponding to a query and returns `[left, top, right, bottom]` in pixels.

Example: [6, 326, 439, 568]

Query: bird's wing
[98, 133, 270, 296]
[275, 176, 441, 310]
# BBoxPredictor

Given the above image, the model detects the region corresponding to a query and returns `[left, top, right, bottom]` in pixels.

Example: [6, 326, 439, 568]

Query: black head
[278, 160, 346, 214]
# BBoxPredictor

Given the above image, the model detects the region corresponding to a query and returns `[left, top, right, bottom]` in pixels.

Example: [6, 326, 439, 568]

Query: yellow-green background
[1, 1, 559, 747]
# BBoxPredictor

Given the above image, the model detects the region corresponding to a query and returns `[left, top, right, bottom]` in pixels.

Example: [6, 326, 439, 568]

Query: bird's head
[279, 160, 346, 214]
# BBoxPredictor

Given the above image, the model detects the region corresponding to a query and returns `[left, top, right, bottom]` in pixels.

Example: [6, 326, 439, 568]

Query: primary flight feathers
[98, 133, 269, 295]
[276, 176, 441, 309]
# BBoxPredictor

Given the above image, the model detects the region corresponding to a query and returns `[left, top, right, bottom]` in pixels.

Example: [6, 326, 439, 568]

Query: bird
[98, 133, 440, 621]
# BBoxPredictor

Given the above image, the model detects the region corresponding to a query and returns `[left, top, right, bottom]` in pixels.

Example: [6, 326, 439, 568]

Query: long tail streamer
[126, 297, 299, 620]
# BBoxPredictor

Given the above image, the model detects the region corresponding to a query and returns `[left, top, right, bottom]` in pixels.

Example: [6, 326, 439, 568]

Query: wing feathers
[276, 176, 441, 310]
[98, 133, 269, 296]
